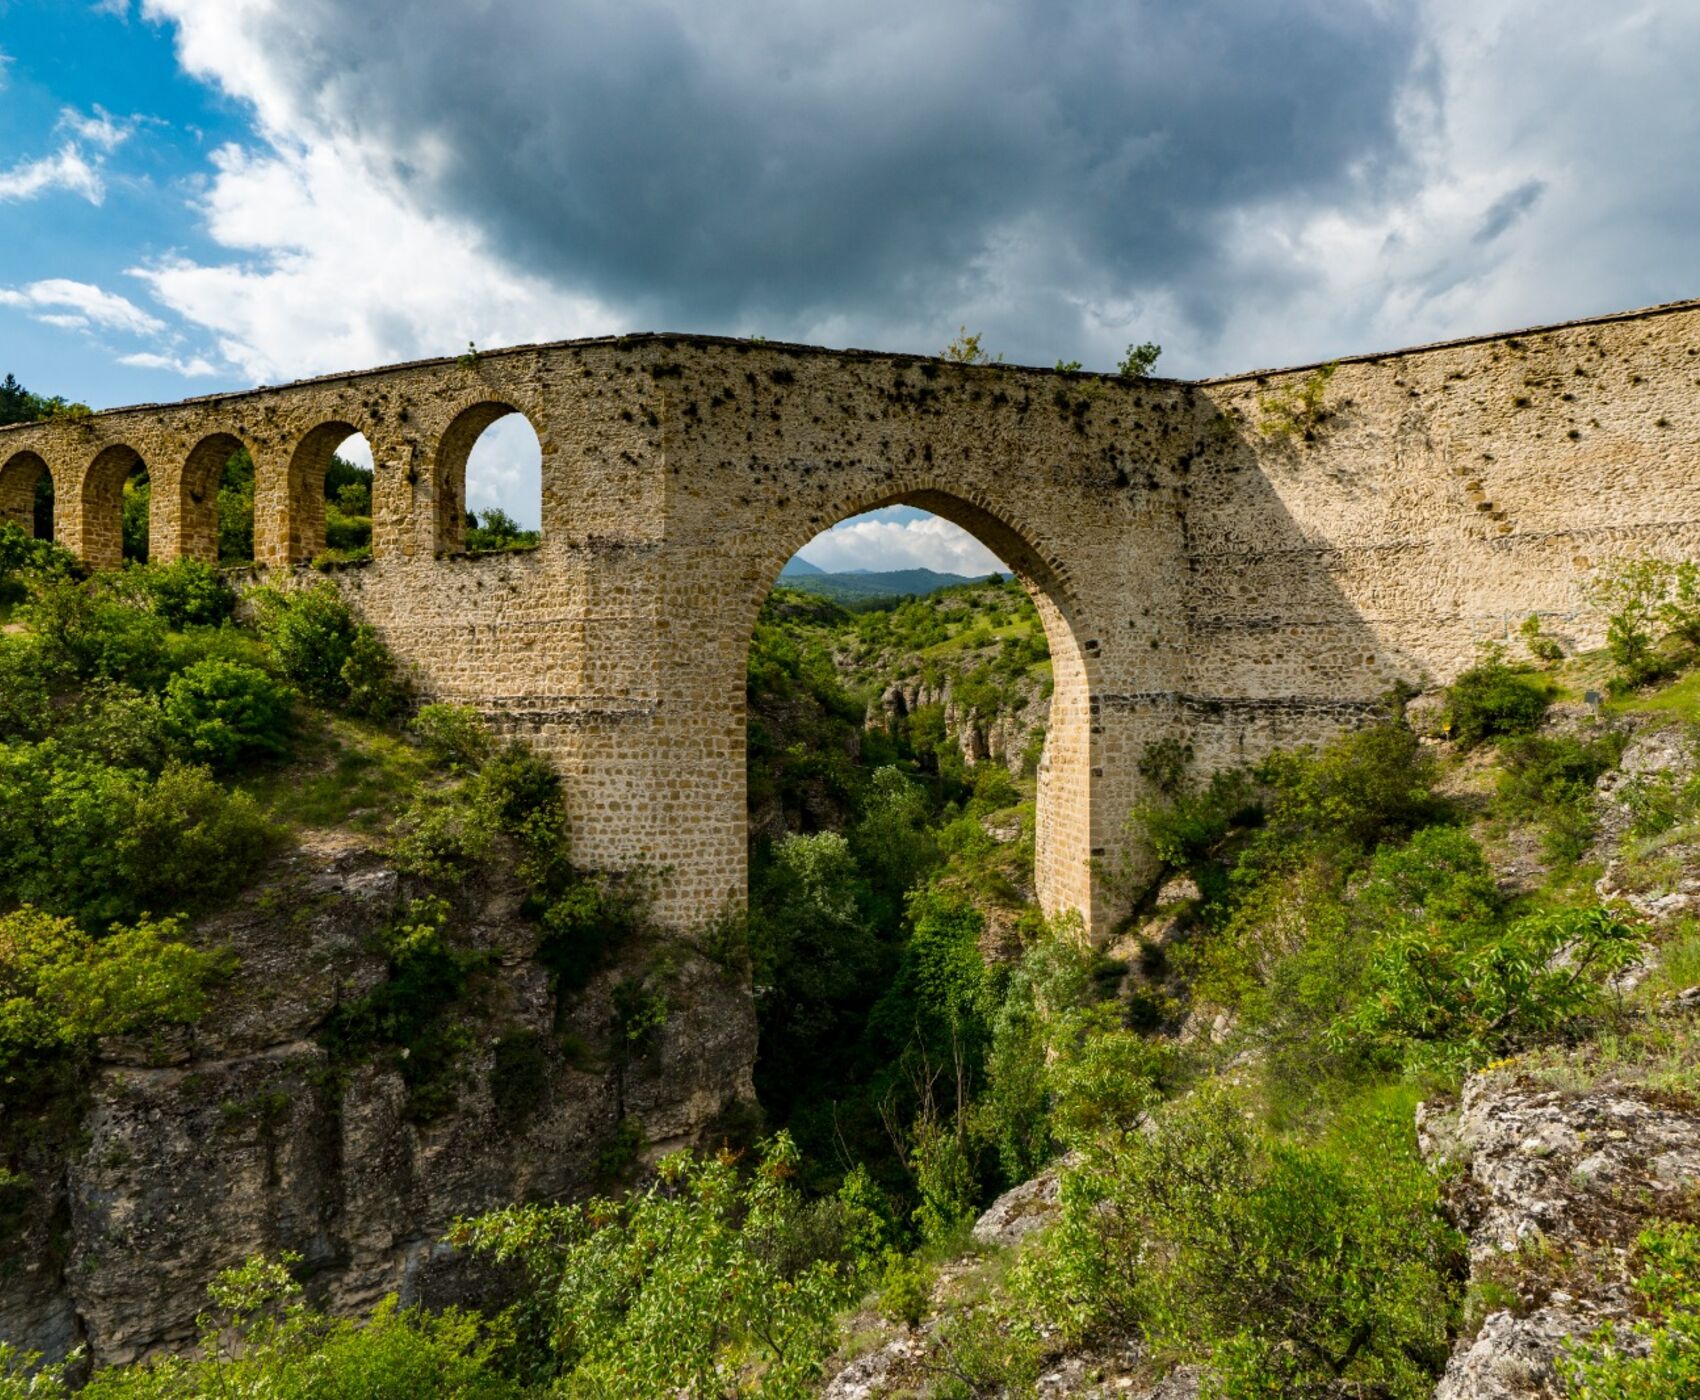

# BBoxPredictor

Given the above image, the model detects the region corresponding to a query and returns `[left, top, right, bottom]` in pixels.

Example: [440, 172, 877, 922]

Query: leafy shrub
[1588, 557, 1700, 690]
[0, 750, 273, 926]
[0, 906, 224, 1083]
[1519, 612, 1564, 663]
[252, 581, 406, 716]
[320, 897, 489, 1121]
[60, 683, 176, 772]
[1258, 719, 1439, 858]
[1560, 1220, 1700, 1397]
[877, 1249, 936, 1327]
[69, 1254, 511, 1399]
[0, 637, 50, 741]
[1331, 904, 1640, 1074]
[162, 659, 294, 769]
[412, 702, 494, 772]
[1016, 1087, 1460, 1394]
[125, 559, 235, 628]
[452, 1133, 881, 1397]
[1444, 652, 1552, 748]
[22, 579, 171, 689]
[0, 523, 79, 605]
[536, 875, 644, 995]
[1496, 732, 1624, 863]
[343, 622, 408, 718]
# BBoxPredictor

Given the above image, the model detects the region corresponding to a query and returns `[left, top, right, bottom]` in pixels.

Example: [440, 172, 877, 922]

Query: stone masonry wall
[2, 300, 1697, 933]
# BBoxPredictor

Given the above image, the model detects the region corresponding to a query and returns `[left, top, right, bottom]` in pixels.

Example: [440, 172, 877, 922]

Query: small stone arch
[0, 450, 53, 540]
[431, 400, 542, 555]
[79, 444, 149, 569]
[272, 420, 368, 566]
[740, 484, 1103, 928]
[170, 432, 252, 564]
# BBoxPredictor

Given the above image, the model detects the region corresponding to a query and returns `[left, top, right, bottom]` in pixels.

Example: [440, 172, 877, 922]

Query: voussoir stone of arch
[1, 301, 1698, 933]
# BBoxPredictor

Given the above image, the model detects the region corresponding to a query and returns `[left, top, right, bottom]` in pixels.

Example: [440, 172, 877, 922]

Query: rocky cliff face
[873, 672, 1047, 775]
[0, 832, 757, 1369]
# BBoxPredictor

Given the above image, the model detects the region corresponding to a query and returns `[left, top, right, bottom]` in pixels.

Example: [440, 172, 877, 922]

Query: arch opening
[177, 433, 256, 565]
[434, 404, 541, 555]
[0, 451, 53, 541]
[282, 423, 374, 565]
[81, 445, 149, 569]
[740, 496, 1097, 1164]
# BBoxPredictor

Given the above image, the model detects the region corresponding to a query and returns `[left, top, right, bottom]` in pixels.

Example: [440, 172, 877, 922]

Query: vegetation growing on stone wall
[1257, 360, 1338, 440]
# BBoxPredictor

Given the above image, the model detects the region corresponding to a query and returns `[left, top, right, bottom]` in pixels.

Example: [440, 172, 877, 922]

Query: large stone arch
[737, 485, 1104, 925]
[0, 450, 52, 539]
[78, 444, 148, 569]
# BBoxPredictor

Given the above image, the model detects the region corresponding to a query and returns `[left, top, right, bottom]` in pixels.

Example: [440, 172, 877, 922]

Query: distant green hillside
[776, 564, 1002, 604]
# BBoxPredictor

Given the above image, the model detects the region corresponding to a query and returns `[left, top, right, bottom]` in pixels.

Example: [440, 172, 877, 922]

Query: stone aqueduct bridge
[3, 300, 1699, 932]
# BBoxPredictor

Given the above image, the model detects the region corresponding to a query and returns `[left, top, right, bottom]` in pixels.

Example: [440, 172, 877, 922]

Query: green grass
[240, 713, 433, 833]
[1610, 667, 1700, 724]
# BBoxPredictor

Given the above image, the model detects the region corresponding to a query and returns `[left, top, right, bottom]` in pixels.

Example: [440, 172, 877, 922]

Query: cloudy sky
[2, 1, 1697, 565]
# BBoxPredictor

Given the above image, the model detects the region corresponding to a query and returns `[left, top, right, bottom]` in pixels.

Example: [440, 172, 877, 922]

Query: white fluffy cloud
[0, 106, 136, 206]
[798, 515, 1005, 577]
[0, 144, 105, 204]
[0, 279, 164, 334]
[116, 350, 220, 376]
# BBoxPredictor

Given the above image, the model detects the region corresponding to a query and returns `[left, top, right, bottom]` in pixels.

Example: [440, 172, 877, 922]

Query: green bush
[0, 906, 224, 1084]
[0, 637, 50, 741]
[452, 1133, 879, 1397]
[320, 897, 490, 1121]
[412, 702, 494, 772]
[1496, 732, 1624, 863]
[125, 560, 235, 629]
[1560, 1220, 1700, 1397]
[0, 749, 273, 926]
[252, 581, 405, 716]
[162, 659, 294, 769]
[61, 683, 176, 772]
[0, 523, 79, 605]
[1588, 557, 1700, 689]
[536, 876, 644, 995]
[65, 1254, 513, 1399]
[1444, 653, 1552, 747]
[1331, 904, 1640, 1074]
[1258, 719, 1439, 858]
[22, 579, 171, 689]
[1016, 1087, 1460, 1394]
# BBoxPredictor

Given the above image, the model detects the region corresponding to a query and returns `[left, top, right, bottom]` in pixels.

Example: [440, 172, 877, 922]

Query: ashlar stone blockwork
[4, 299, 1698, 934]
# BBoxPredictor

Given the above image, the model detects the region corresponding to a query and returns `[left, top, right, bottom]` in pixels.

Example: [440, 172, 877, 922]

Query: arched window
[282, 423, 375, 565]
[180, 433, 254, 564]
[434, 404, 541, 554]
[0, 451, 52, 540]
[81, 444, 149, 569]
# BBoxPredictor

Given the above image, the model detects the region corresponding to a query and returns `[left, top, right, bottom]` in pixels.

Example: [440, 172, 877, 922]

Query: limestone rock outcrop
[0, 834, 756, 1369]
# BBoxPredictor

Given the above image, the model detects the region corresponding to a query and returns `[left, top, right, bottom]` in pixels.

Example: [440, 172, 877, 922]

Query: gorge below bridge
[4, 299, 1700, 934]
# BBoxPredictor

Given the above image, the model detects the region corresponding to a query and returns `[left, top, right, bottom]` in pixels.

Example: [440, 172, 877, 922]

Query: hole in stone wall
[33, 473, 52, 541]
[463, 413, 541, 552]
[122, 461, 149, 563]
[325, 432, 374, 561]
[216, 446, 255, 564]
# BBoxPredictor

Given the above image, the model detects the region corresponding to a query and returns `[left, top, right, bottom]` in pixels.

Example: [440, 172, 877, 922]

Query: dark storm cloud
[1473, 179, 1545, 245]
[228, 0, 1424, 346]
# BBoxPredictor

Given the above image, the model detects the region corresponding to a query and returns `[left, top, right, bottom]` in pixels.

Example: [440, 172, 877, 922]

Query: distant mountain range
[777, 559, 1003, 602]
